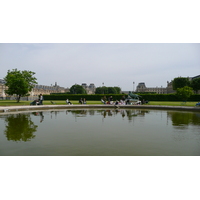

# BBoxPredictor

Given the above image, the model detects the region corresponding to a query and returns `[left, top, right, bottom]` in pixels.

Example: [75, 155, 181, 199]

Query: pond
[0, 108, 200, 156]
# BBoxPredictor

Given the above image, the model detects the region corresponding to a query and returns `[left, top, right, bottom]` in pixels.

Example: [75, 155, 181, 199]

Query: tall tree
[95, 86, 121, 94]
[4, 113, 38, 142]
[4, 69, 37, 102]
[95, 86, 108, 94]
[107, 87, 117, 94]
[176, 86, 193, 101]
[70, 84, 86, 94]
[191, 78, 200, 94]
[114, 86, 121, 94]
[172, 77, 190, 90]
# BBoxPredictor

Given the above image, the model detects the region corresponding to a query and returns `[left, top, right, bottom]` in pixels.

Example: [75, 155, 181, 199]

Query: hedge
[139, 94, 200, 101]
[43, 94, 200, 101]
[43, 94, 127, 101]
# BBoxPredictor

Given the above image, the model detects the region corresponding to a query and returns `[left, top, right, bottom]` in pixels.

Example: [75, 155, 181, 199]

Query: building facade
[0, 80, 69, 100]
[135, 75, 200, 94]
[81, 83, 96, 94]
[30, 82, 68, 98]
[135, 81, 175, 94]
[0, 79, 8, 98]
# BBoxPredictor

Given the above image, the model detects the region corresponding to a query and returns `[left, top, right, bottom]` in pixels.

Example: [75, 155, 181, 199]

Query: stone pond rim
[1, 104, 200, 113]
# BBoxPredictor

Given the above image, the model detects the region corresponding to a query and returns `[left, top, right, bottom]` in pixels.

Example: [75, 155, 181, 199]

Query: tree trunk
[17, 95, 21, 103]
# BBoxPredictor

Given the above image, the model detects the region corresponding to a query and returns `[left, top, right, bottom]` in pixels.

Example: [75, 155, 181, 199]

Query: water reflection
[168, 111, 200, 129]
[65, 109, 149, 121]
[0, 109, 200, 155]
[32, 112, 44, 123]
[3, 113, 38, 142]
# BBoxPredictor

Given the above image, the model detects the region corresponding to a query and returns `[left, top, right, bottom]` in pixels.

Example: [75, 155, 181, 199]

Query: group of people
[66, 98, 87, 105]
[30, 94, 44, 105]
[101, 95, 148, 105]
[79, 98, 87, 104]
[101, 96, 127, 105]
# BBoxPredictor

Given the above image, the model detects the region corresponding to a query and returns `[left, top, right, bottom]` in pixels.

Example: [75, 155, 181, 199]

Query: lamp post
[133, 82, 135, 92]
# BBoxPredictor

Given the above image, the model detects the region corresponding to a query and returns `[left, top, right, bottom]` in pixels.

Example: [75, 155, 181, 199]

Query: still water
[0, 109, 200, 156]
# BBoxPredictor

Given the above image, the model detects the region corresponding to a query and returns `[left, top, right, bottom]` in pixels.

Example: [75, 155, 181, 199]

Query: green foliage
[43, 94, 127, 101]
[172, 77, 190, 90]
[43, 93, 200, 101]
[176, 86, 193, 101]
[4, 69, 37, 102]
[69, 84, 86, 94]
[114, 87, 121, 94]
[191, 78, 200, 94]
[4, 113, 38, 141]
[107, 87, 117, 94]
[95, 86, 108, 94]
[95, 86, 121, 94]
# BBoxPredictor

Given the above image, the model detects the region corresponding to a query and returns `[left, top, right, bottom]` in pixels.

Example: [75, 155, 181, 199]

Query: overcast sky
[1, 1, 200, 199]
[1, 1, 200, 92]
[0, 43, 199, 91]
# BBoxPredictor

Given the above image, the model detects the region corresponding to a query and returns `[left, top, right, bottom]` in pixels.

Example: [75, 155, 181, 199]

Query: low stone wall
[1, 104, 200, 113]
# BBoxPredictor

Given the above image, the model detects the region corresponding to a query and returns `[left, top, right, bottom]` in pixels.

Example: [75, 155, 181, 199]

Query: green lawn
[0, 100, 198, 107]
[0, 100, 102, 106]
[147, 101, 197, 107]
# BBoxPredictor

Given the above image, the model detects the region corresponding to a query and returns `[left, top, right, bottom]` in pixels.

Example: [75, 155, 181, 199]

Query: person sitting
[109, 96, 113, 104]
[66, 99, 72, 105]
[101, 98, 106, 104]
[120, 99, 125, 105]
[79, 98, 83, 104]
[115, 100, 119, 105]
[126, 99, 130, 105]
[83, 98, 87, 104]
[30, 99, 40, 105]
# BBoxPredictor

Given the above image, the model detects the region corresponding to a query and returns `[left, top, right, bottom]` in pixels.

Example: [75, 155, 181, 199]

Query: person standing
[39, 94, 44, 105]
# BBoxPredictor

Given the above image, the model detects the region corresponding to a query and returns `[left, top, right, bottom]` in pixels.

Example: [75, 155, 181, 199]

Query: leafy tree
[4, 69, 37, 102]
[70, 84, 86, 94]
[4, 113, 38, 142]
[95, 86, 108, 94]
[107, 87, 117, 94]
[191, 78, 200, 94]
[102, 86, 108, 94]
[172, 77, 190, 90]
[176, 86, 193, 101]
[95, 86, 121, 94]
[114, 86, 121, 94]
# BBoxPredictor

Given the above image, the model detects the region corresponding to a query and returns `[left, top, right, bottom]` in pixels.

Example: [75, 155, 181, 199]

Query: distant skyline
[0, 43, 199, 91]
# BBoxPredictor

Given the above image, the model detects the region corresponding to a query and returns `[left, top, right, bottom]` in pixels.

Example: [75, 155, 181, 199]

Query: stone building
[30, 82, 68, 98]
[135, 81, 175, 94]
[135, 75, 200, 94]
[0, 79, 8, 98]
[0, 80, 69, 100]
[81, 83, 96, 94]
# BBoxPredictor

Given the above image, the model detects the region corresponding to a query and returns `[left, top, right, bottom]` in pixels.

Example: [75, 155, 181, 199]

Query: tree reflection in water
[65, 109, 149, 122]
[168, 111, 200, 129]
[167, 111, 200, 142]
[4, 113, 38, 142]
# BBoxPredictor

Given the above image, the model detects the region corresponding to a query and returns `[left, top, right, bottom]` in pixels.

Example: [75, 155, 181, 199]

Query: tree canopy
[4, 69, 37, 102]
[95, 86, 121, 94]
[4, 113, 38, 142]
[176, 86, 193, 101]
[172, 77, 190, 90]
[191, 78, 200, 94]
[70, 84, 86, 94]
